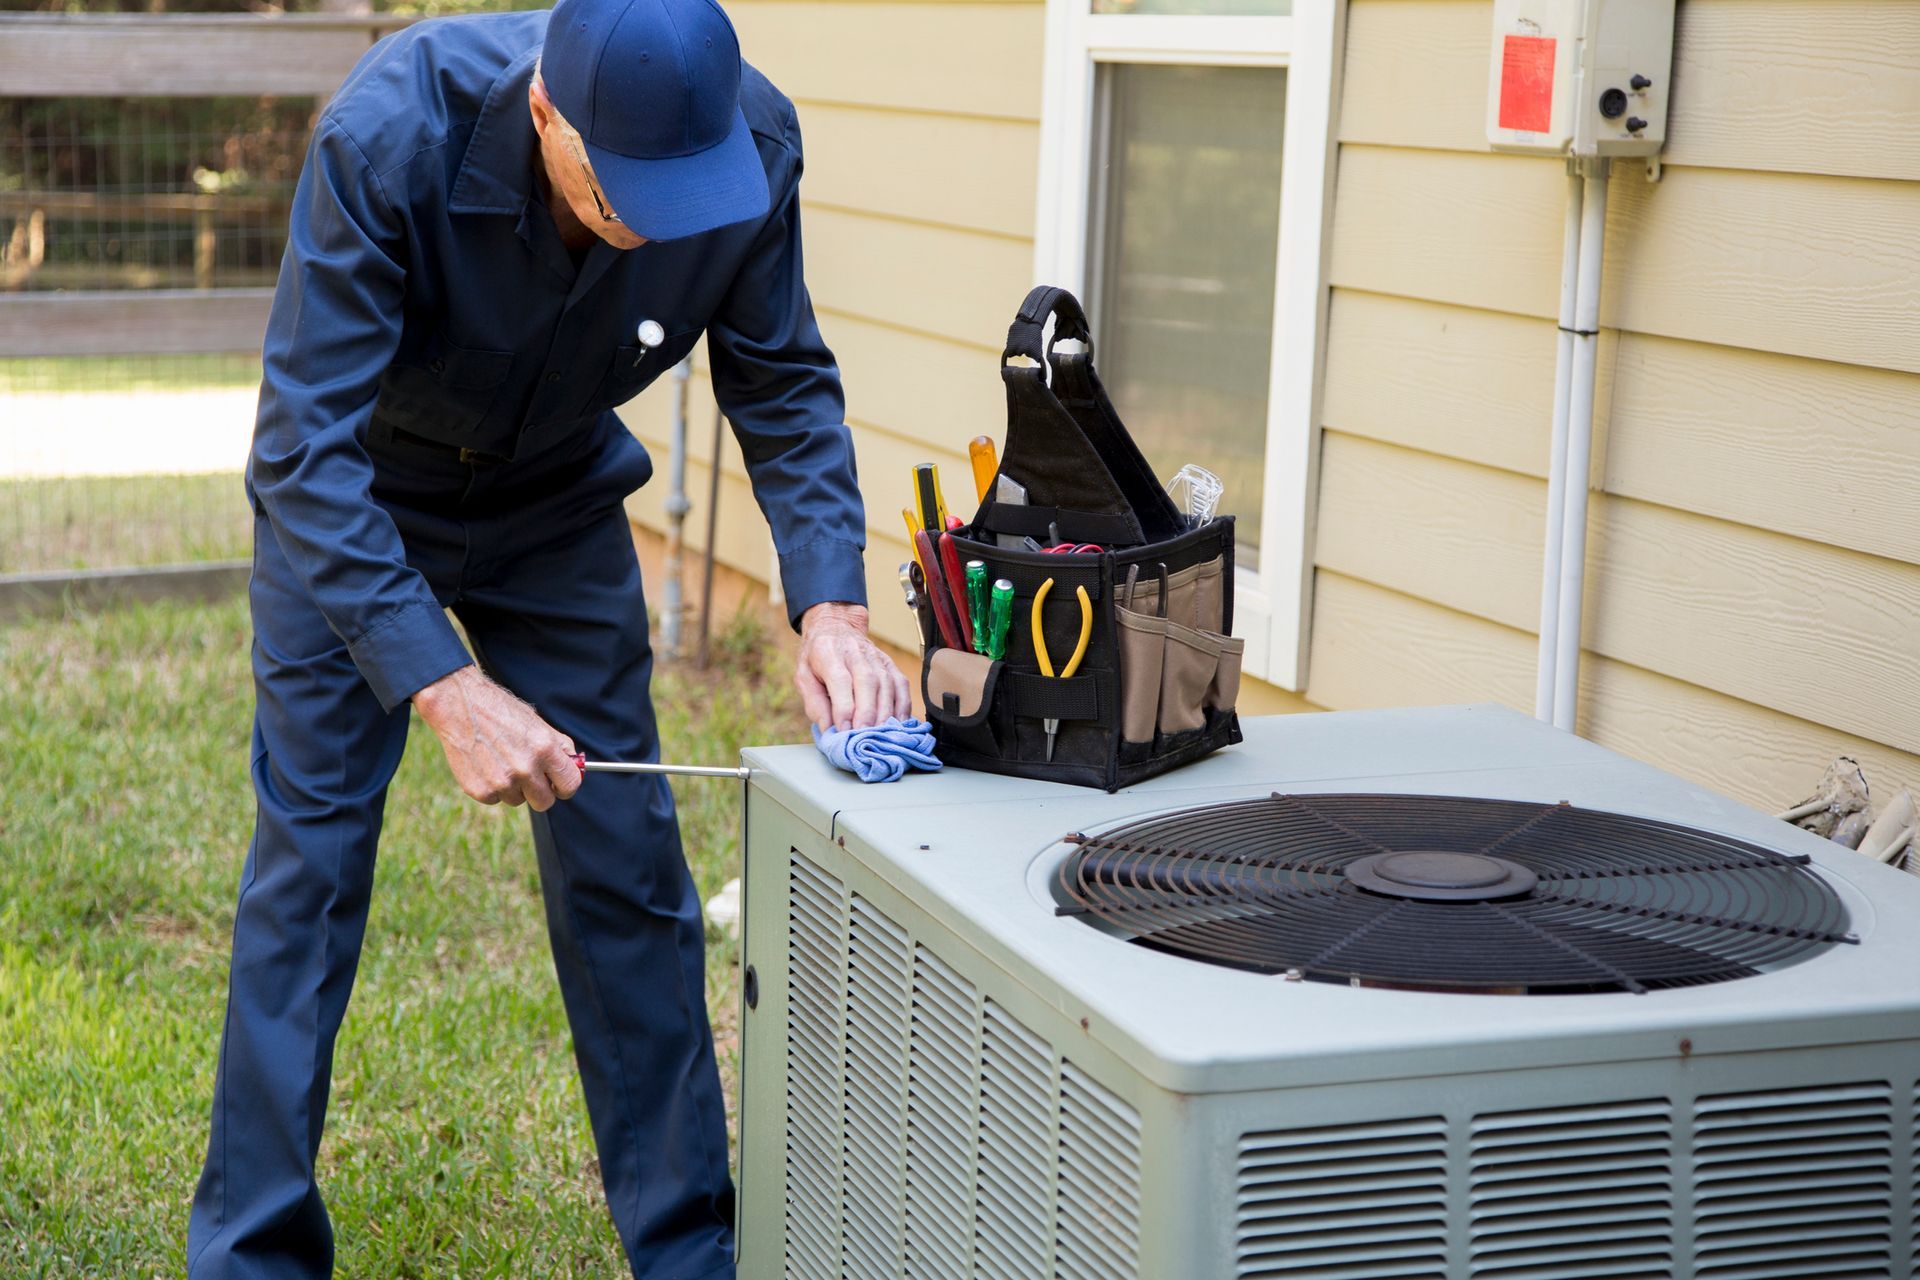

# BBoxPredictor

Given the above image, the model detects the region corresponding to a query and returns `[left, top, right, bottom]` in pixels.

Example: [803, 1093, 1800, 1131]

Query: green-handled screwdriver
[966, 560, 988, 652]
[986, 578, 1015, 661]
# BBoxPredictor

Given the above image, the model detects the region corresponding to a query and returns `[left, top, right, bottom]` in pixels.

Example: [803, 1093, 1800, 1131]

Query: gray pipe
[661, 357, 693, 658]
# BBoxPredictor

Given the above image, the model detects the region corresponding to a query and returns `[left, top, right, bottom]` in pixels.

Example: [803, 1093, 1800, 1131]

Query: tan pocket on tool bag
[924, 647, 1003, 723]
[1206, 633, 1245, 715]
[1115, 606, 1168, 745]
[1192, 557, 1225, 634]
[1128, 556, 1225, 632]
[1159, 622, 1230, 735]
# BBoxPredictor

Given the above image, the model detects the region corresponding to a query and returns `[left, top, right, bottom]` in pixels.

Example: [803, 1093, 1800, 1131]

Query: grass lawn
[0, 355, 262, 398]
[0, 593, 806, 1276]
[0, 473, 252, 575]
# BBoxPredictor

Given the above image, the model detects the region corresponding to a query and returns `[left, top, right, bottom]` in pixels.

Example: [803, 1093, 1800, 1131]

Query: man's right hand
[411, 665, 582, 811]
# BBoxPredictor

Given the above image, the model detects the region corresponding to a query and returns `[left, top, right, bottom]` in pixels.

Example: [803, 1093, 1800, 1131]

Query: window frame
[1032, 0, 1344, 692]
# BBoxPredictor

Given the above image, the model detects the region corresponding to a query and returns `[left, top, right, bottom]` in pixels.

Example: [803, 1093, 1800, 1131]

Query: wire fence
[0, 7, 557, 583]
[1, 95, 309, 574]
[2, 96, 310, 294]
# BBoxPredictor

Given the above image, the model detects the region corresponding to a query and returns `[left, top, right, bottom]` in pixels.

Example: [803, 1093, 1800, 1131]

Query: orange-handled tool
[968, 436, 997, 502]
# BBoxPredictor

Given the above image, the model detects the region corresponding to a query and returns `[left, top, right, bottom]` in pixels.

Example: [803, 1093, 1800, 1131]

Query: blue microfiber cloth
[813, 716, 943, 783]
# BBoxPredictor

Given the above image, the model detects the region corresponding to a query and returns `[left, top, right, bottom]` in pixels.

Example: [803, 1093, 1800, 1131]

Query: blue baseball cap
[542, 0, 770, 240]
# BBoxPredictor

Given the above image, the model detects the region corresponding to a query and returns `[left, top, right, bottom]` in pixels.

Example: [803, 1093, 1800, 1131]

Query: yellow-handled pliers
[1031, 577, 1093, 762]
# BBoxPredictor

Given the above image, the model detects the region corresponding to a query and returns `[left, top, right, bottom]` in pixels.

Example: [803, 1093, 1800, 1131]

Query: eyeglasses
[556, 123, 621, 225]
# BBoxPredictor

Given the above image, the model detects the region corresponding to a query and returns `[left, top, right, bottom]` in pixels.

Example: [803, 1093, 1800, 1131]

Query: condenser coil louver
[734, 705, 1920, 1278]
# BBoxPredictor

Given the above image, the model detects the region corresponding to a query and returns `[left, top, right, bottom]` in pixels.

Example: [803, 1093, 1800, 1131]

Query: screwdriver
[968, 436, 997, 502]
[901, 507, 927, 575]
[575, 755, 752, 779]
[913, 463, 950, 535]
[986, 578, 1014, 661]
[965, 560, 987, 653]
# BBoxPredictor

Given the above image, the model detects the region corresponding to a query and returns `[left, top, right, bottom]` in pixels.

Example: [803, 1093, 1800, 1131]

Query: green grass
[0, 354, 262, 397]
[0, 472, 252, 574]
[0, 595, 805, 1277]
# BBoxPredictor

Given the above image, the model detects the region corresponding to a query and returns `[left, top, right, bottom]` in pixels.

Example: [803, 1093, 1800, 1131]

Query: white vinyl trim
[1086, 14, 1292, 62]
[1033, 0, 1343, 692]
[1262, 0, 1343, 690]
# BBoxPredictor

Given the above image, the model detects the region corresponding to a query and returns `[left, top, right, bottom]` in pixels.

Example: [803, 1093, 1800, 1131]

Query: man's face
[529, 79, 650, 251]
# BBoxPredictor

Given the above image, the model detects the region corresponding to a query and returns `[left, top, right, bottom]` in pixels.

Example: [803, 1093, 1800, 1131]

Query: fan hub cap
[1345, 850, 1539, 901]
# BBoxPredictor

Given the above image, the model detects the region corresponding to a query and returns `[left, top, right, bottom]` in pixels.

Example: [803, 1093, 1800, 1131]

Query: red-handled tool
[936, 532, 975, 647]
[574, 754, 751, 779]
[912, 527, 966, 650]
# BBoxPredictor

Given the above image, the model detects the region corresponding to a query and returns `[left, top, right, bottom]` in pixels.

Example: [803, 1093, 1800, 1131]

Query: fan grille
[1054, 793, 1852, 995]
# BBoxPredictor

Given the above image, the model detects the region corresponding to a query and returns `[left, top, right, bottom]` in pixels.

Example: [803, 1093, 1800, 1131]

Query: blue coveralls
[186, 14, 866, 1278]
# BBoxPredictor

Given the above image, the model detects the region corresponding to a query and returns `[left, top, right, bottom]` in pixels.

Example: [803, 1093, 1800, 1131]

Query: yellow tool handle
[913, 463, 949, 534]
[901, 507, 926, 575]
[1060, 585, 1092, 678]
[1032, 579, 1055, 677]
[968, 436, 997, 502]
[1031, 580, 1094, 679]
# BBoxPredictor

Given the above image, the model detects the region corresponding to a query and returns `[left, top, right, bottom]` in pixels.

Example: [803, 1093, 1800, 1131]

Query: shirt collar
[448, 44, 543, 215]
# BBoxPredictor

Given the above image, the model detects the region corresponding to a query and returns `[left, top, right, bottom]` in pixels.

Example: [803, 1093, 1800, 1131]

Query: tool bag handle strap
[1004, 283, 1186, 542]
[982, 285, 1145, 546]
[1002, 285, 1094, 370]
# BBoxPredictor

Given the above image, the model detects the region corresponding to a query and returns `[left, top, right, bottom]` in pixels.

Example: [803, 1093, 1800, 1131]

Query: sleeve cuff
[346, 599, 474, 712]
[778, 538, 868, 631]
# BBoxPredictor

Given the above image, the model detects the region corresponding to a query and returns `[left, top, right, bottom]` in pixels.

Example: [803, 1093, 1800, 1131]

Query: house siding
[623, 0, 1920, 804]
[621, 0, 1043, 642]
[1317, 0, 1920, 805]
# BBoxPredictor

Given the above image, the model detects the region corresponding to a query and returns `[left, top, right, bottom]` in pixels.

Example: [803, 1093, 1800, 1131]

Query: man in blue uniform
[186, 0, 908, 1274]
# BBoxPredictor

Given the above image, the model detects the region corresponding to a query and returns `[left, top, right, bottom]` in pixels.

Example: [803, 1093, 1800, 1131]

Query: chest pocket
[373, 332, 515, 447]
[584, 326, 704, 417]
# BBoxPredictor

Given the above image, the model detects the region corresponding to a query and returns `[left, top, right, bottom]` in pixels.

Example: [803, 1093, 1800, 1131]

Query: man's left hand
[795, 602, 912, 731]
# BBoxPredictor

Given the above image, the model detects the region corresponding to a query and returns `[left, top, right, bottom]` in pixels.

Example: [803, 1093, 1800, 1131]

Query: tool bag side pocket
[1208, 633, 1246, 716]
[922, 647, 1005, 761]
[1158, 621, 1231, 736]
[1115, 606, 1167, 745]
[1125, 555, 1226, 633]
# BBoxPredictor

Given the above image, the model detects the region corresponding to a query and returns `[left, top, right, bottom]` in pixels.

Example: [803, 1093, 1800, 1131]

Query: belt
[376, 422, 509, 467]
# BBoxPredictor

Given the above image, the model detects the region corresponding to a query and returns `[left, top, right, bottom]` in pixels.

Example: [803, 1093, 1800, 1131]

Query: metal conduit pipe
[1551, 161, 1610, 731]
[660, 356, 694, 659]
[1534, 169, 1586, 721]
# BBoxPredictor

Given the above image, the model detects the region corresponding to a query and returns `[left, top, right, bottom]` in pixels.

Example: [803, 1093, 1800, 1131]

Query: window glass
[1088, 63, 1285, 566]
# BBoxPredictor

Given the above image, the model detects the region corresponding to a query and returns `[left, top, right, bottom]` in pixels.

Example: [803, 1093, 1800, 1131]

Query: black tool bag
[917, 286, 1244, 791]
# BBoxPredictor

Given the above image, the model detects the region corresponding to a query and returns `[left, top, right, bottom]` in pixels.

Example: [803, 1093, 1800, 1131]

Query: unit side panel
[739, 804, 1917, 1280]
[1183, 1044, 1919, 1279]
[741, 837, 1178, 1278]
[737, 797, 829, 1280]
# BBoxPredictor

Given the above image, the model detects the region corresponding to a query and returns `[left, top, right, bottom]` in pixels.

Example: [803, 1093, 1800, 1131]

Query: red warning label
[1498, 34, 1556, 133]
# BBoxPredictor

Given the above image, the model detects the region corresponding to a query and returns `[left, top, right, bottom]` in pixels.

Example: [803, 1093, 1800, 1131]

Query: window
[1087, 63, 1287, 564]
[1034, 0, 1341, 690]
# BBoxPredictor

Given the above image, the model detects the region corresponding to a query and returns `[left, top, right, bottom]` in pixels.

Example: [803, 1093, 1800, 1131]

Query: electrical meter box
[1487, 0, 1675, 157]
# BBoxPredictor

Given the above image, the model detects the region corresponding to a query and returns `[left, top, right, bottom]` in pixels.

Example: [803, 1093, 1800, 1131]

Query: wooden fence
[0, 12, 416, 359]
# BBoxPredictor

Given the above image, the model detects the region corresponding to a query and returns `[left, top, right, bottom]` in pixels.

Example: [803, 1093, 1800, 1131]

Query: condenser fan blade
[1056, 794, 1849, 995]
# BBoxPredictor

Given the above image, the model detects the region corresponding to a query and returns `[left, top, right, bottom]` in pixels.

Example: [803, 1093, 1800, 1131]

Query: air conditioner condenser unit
[733, 705, 1920, 1278]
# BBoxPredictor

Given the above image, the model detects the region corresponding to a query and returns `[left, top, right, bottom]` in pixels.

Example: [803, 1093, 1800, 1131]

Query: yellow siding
[1315, 0, 1920, 809]
[621, 0, 1920, 815]
[1316, 433, 1920, 755]
[1311, 571, 1920, 810]
[1342, 0, 1920, 180]
[622, 0, 1041, 655]
[1331, 145, 1920, 371]
[1325, 290, 1920, 567]
[795, 105, 1038, 239]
